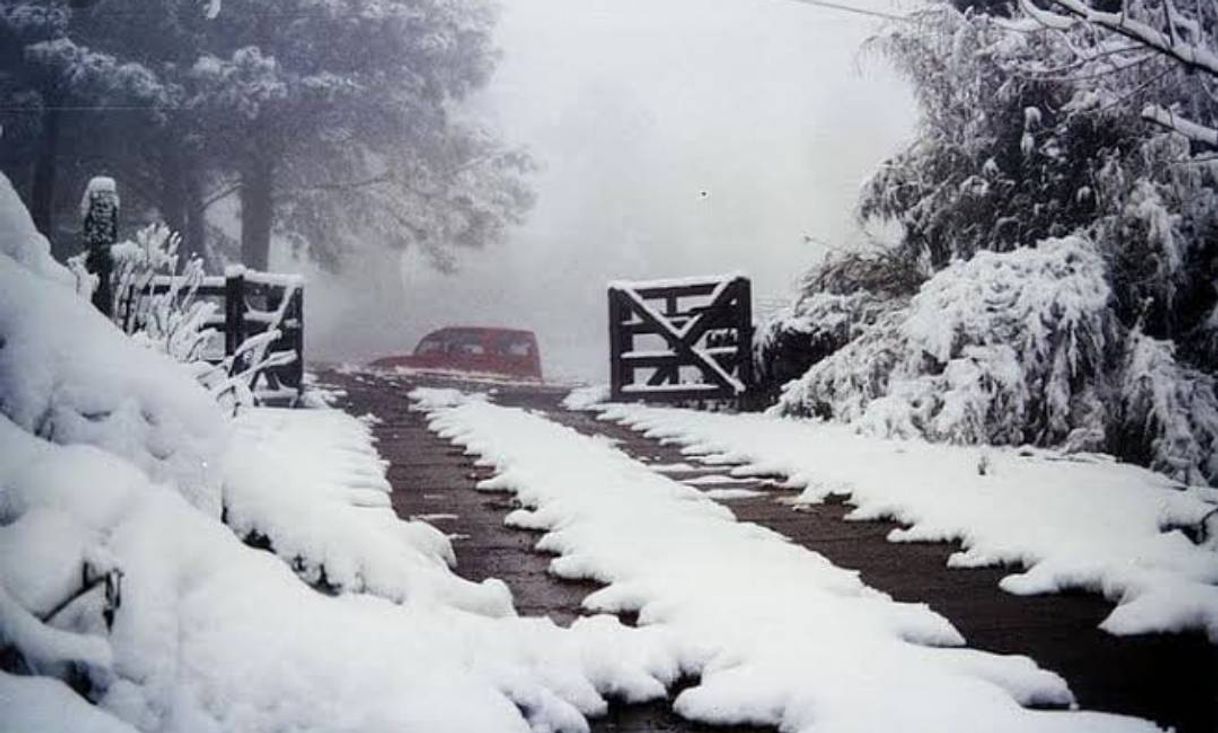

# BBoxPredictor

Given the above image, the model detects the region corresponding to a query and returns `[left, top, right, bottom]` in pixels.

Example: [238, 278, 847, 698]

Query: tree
[0, 0, 531, 273]
[765, 1, 1218, 484]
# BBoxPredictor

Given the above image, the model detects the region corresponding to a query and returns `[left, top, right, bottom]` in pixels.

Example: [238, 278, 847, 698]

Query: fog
[301, 0, 917, 382]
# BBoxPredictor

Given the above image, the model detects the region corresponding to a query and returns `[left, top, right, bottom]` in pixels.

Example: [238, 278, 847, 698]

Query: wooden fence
[137, 267, 305, 397]
[608, 274, 754, 407]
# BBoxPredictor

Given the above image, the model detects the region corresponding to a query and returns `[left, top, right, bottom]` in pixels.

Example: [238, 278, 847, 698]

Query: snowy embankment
[0, 173, 670, 733]
[591, 402, 1218, 641]
[416, 388, 1159, 733]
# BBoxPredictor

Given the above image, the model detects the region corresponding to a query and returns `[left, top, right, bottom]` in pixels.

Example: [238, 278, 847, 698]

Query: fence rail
[135, 267, 304, 397]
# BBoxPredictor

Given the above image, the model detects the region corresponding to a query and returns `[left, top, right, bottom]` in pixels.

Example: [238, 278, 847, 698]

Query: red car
[371, 327, 543, 382]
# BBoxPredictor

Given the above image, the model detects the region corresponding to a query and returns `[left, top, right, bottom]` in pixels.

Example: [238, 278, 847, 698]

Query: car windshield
[499, 335, 533, 357]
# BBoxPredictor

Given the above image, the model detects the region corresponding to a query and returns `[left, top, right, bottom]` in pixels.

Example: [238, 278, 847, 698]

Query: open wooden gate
[608, 274, 753, 406]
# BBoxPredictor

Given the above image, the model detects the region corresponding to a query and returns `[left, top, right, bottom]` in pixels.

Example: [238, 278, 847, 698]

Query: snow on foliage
[1119, 333, 1218, 486]
[754, 290, 893, 403]
[780, 238, 1116, 446]
[775, 234, 1218, 486]
[596, 402, 1218, 642]
[417, 389, 1163, 732]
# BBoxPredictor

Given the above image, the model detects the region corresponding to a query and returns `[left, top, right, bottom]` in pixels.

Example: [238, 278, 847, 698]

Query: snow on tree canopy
[779, 237, 1118, 450]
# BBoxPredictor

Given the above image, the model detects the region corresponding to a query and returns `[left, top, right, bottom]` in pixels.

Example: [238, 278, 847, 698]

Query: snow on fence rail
[607, 273, 755, 408]
[119, 265, 305, 397]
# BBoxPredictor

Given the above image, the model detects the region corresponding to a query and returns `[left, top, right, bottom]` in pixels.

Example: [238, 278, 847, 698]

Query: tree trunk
[158, 142, 188, 244]
[240, 154, 274, 271]
[30, 95, 63, 237]
[183, 166, 208, 267]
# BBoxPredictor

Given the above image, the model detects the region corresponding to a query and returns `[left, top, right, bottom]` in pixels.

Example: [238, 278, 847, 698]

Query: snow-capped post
[81, 177, 120, 317]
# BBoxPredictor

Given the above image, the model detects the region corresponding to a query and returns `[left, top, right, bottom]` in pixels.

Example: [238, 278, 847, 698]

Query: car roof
[424, 327, 536, 339]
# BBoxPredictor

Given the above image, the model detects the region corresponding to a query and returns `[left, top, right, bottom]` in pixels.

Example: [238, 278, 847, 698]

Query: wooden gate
[608, 274, 753, 406]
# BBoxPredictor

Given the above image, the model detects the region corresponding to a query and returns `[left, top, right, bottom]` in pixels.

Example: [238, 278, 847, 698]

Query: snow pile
[0, 187, 227, 516]
[562, 384, 610, 411]
[0, 672, 137, 733]
[0, 173, 76, 289]
[223, 407, 513, 615]
[596, 402, 1218, 641]
[416, 388, 1160, 732]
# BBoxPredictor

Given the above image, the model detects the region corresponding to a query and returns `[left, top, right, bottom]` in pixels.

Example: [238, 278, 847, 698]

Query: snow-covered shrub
[777, 236, 1218, 485]
[1118, 333, 1218, 486]
[754, 244, 919, 404]
[111, 223, 218, 367]
[754, 291, 893, 404]
[779, 237, 1119, 446]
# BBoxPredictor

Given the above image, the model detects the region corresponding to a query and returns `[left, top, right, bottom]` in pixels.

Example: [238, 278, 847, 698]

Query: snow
[0, 672, 137, 733]
[0, 253, 228, 516]
[702, 488, 764, 500]
[594, 402, 1218, 641]
[0, 172, 677, 732]
[0, 173, 76, 289]
[414, 388, 1162, 733]
[223, 406, 513, 615]
[607, 271, 746, 290]
[80, 176, 119, 218]
[562, 384, 611, 411]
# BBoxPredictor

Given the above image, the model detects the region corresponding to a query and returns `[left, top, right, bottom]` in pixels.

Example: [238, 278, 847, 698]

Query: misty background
[298, 0, 917, 382]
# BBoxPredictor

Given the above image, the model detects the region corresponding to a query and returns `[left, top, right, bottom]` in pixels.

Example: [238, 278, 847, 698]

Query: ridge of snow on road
[414, 388, 1160, 733]
[224, 407, 515, 616]
[594, 402, 1218, 641]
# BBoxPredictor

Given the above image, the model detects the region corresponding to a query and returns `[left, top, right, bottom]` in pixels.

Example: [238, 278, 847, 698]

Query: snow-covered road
[405, 384, 1178, 733]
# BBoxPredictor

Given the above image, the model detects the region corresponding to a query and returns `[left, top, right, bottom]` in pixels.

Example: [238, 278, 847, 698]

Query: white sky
[303, 0, 917, 381]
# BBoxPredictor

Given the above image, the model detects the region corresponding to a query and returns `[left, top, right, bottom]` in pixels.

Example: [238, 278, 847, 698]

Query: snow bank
[0, 173, 76, 289]
[0, 237, 227, 515]
[597, 403, 1218, 641]
[0, 173, 672, 731]
[562, 384, 610, 411]
[223, 407, 513, 615]
[3, 415, 672, 732]
[0, 672, 137, 733]
[415, 388, 1161, 733]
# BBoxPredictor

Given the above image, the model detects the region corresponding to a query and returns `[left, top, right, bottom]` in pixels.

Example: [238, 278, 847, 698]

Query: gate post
[82, 177, 120, 318]
[224, 266, 246, 370]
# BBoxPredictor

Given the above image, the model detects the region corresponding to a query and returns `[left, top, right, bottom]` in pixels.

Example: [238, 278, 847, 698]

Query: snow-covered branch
[1141, 103, 1218, 147]
[1021, 0, 1218, 78]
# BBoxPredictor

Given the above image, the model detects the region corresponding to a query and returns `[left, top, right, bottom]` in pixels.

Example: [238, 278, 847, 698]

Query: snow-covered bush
[1118, 333, 1218, 486]
[755, 291, 893, 404]
[776, 237, 1218, 485]
[754, 244, 920, 404]
[111, 224, 218, 366]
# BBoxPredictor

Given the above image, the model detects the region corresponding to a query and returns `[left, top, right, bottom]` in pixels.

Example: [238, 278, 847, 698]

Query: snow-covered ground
[0, 174, 674, 733]
[415, 387, 1162, 732]
[587, 401, 1218, 641]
